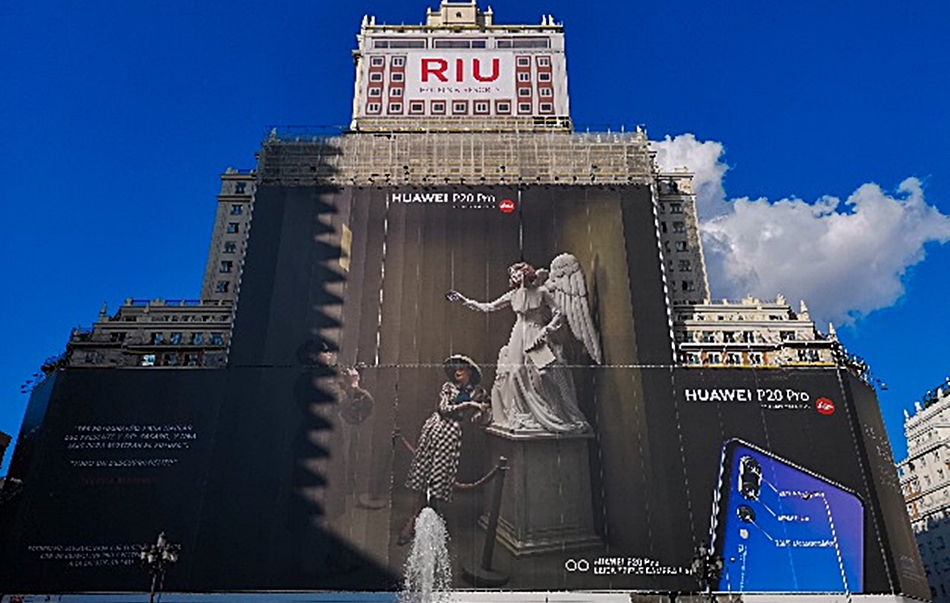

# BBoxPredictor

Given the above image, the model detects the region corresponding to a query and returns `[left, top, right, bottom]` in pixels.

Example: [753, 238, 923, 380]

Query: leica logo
[815, 397, 835, 416]
[499, 198, 515, 213]
[421, 58, 501, 83]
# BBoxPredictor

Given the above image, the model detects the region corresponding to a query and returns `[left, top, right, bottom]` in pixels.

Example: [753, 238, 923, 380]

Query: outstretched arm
[447, 288, 514, 313]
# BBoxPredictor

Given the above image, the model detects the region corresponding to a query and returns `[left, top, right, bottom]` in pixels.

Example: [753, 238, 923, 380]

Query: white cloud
[653, 134, 729, 218]
[652, 134, 950, 326]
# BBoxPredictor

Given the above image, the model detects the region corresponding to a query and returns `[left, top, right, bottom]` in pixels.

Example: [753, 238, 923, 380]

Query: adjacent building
[63, 169, 256, 369]
[900, 382, 950, 601]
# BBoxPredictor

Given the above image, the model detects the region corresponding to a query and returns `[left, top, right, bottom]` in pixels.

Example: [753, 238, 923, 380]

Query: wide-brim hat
[443, 354, 482, 386]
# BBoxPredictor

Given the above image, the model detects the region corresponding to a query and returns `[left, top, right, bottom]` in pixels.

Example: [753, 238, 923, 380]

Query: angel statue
[447, 254, 602, 434]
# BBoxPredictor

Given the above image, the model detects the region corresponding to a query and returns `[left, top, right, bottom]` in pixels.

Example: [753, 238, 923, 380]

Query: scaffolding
[258, 128, 656, 186]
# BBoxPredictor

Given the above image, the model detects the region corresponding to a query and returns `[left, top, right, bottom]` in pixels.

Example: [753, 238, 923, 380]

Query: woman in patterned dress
[399, 355, 489, 545]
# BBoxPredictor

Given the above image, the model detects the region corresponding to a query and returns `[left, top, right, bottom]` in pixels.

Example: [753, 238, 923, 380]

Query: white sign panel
[404, 51, 515, 101]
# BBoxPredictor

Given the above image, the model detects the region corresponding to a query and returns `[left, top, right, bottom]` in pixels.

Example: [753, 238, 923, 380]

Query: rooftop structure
[351, 1, 570, 132]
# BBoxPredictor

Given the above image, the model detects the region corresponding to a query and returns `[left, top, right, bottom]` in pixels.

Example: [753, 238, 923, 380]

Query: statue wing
[546, 253, 602, 364]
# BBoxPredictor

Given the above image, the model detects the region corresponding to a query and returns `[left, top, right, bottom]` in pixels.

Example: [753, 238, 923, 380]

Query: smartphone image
[709, 439, 864, 592]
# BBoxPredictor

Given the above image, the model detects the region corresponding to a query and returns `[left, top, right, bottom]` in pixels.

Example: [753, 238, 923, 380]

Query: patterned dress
[405, 381, 486, 502]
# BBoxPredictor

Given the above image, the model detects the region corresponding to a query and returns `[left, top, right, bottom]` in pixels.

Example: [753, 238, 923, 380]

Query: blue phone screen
[712, 440, 864, 592]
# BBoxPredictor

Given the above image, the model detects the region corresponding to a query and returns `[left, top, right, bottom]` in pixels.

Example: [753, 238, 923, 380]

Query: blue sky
[2, 0, 950, 474]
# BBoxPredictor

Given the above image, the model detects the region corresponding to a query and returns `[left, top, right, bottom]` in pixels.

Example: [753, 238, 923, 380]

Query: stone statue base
[480, 425, 601, 557]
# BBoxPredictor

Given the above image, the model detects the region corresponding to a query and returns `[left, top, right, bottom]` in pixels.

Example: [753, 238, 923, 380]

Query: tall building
[0, 3, 927, 601]
[63, 169, 255, 369]
[900, 382, 950, 601]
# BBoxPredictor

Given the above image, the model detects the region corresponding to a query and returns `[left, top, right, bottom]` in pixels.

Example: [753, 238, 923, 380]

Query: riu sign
[421, 57, 500, 82]
[404, 51, 516, 99]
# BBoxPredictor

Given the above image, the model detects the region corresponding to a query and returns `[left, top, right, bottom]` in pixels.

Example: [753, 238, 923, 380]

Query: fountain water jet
[400, 507, 453, 603]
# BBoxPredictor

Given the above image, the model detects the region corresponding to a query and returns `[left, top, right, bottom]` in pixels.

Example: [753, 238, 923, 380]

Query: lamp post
[690, 543, 723, 600]
[140, 531, 180, 603]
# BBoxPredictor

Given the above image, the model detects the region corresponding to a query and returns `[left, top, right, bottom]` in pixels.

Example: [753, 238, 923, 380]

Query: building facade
[351, 1, 570, 132]
[1, 2, 927, 601]
[63, 169, 255, 369]
[900, 383, 950, 601]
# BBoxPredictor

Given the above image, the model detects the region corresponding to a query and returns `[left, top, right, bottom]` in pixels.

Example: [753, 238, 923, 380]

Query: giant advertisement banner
[0, 184, 928, 599]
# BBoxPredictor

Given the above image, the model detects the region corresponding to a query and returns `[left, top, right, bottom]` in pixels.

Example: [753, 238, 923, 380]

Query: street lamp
[140, 531, 180, 603]
[690, 543, 723, 598]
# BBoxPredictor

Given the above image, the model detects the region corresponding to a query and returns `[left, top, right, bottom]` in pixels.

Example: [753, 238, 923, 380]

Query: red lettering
[472, 58, 500, 82]
[420, 57, 502, 83]
[421, 58, 448, 82]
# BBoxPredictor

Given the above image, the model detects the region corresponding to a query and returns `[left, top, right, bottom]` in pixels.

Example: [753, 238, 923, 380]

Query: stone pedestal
[482, 426, 601, 557]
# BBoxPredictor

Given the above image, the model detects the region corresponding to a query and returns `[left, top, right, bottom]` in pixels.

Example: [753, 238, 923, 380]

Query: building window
[474, 101, 489, 114]
[184, 353, 200, 367]
[682, 280, 695, 292]
[685, 352, 701, 365]
[675, 240, 689, 252]
[170, 332, 182, 345]
[539, 87, 552, 97]
[391, 72, 404, 82]
[433, 39, 486, 49]
[230, 204, 243, 215]
[192, 332, 203, 345]
[216, 281, 230, 293]
[235, 182, 246, 194]
[518, 72, 530, 82]
[798, 349, 820, 362]
[749, 352, 764, 365]
[371, 56, 384, 67]
[223, 241, 237, 254]
[678, 260, 692, 272]
[673, 221, 686, 233]
[227, 222, 239, 234]
[210, 333, 225, 345]
[700, 331, 715, 343]
[538, 72, 551, 81]
[220, 261, 233, 273]
[431, 101, 446, 114]
[537, 56, 551, 67]
[161, 353, 179, 367]
[373, 39, 425, 49]
[367, 102, 381, 114]
[780, 331, 796, 341]
[707, 352, 722, 365]
[369, 87, 382, 97]
[670, 202, 683, 213]
[723, 331, 736, 343]
[370, 72, 382, 82]
[498, 38, 550, 49]
[109, 332, 126, 342]
[742, 331, 756, 343]
[516, 57, 530, 67]
[391, 56, 405, 67]
[518, 88, 531, 97]
[141, 354, 156, 367]
[539, 102, 553, 113]
[453, 100, 468, 114]
[390, 88, 403, 97]
[726, 352, 742, 365]
[151, 333, 164, 345]
[496, 101, 511, 114]
[409, 101, 425, 114]
[518, 103, 532, 114]
[388, 103, 402, 113]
